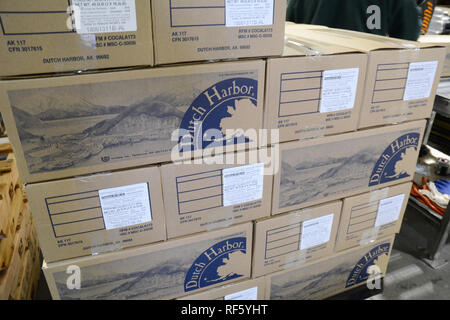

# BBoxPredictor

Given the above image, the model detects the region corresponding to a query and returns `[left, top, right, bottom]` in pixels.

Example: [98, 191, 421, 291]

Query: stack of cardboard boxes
[0, 1, 445, 300]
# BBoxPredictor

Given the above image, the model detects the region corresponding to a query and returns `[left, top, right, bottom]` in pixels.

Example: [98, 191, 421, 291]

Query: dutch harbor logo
[345, 243, 391, 288]
[184, 237, 247, 292]
[178, 78, 258, 152]
[369, 133, 420, 186]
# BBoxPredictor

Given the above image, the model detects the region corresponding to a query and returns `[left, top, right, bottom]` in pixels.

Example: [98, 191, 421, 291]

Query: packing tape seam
[90, 228, 123, 256]
[360, 226, 381, 246]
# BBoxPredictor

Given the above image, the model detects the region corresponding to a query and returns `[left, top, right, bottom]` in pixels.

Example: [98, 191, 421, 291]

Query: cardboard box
[0, 0, 153, 77]
[151, 0, 286, 65]
[25, 166, 166, 263]
[178, 277, 265, 300]
[265, 36, 368, 143]
[252, 201, 342, 278]
[272, 120, 426, 215]
[419, 35, 450, 77]
[335, 182, 412, 252]
[285, 26, 446, 129]
[265, 235, 395, 300]
[43, 222, 253, 300]
[0, 59, 266, 183]
[160, 150, 273, 239]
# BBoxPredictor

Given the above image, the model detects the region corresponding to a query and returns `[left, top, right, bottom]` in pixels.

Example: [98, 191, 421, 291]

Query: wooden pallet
[0, 138, 40, 300]
[0, 145, 21, 239]
[11, 221, 40, 300]
[0, 200, 37, 299]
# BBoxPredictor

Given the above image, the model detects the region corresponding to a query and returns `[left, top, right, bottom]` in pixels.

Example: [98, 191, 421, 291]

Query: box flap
[286, 24, 444, 52]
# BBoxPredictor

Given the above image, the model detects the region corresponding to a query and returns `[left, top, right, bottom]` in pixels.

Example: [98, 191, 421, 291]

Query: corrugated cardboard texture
[272, 120, 426, 215]
[178, 277, 265, 300]
[43, 222, 253, 300]
[284, 26, 446, 129]
[0, 0, 153, 77]
[26, 166, 166, 263]
[0, 59, 266, 183]
[265, 39, 367, 143]
[161, 150, 273, 239]
[252, 201, 342, 278]
[265, 235, 395, 300]
[419, 35, 450, 77]
[335, 182, 412, 252]
[151, 0, 286, 65]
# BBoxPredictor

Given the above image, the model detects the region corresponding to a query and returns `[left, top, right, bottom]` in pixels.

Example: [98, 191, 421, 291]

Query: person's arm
[388, 0, 421, 41]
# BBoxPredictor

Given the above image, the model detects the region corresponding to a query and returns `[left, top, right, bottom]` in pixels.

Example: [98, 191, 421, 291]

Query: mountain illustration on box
[53, 237, 246, 300]
[279, 130, 418, 209]
[10, 90, 194, 174]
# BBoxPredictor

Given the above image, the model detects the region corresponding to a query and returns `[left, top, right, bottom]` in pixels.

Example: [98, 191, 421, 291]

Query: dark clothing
[286, 0, 421, 41]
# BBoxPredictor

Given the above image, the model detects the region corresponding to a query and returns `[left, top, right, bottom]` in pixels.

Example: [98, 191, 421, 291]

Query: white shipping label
[320, 68, 359, 113]
[225, 287, 258, 300]
[226, 0, 274, 27]
[375, 194, 405, 227]
[222, 163, 264, 207]
[99, 183, 152, 230]
[72, 0, 137, 34]
[403, 61, 438, 101]
[300, 213, 334, 250]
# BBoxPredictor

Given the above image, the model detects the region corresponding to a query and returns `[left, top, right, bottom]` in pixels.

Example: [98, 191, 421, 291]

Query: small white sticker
[320, 68, 359, 113]
[222, 163, 264, 207]
[300, 213, 334, 250]
[99, 183, 152, 230]
[375, 194, 405, 227]
[225, 0, 274, 27]
[403, 61, 438, 101]
[225, 287, 258, 300]
[72, 0, 137, 34]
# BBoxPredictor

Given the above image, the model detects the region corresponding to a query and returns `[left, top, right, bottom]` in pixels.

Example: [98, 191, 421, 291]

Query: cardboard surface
[43, 222, 253, 300]
[335, 182, 412, 252]
[265, 235, 395, 300]
[419, 35, 450, 77]
[161, 150, 273, 239]
[285, 25, 446, 129]
[178, 277, 265, 300]
[0, 0, 153, 77]
[265, 37, 367, 143]
[252, 201, 342, 278]
[0, 59, 266, 183]
[272, 120, 426, 215]
[151, 0, 286, 65]
[26, 166, 166, 263]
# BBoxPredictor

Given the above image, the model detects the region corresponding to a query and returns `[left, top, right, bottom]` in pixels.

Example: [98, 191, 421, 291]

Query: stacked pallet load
[0, 0, 446, 301]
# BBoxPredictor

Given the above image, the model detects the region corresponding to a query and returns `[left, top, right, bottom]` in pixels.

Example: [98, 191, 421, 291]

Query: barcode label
[72, 0, 137, 34]
[98, 183, 152, 230]
[225, 0, 274, 27]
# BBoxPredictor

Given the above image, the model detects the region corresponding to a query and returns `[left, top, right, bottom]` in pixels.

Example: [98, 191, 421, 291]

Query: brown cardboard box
[178, 277, 265, 300]
[265, 36, 367, 143]
[285, 26, 446, 129]
[160, 150, 273, 239]
[43, 222, 253, 300]
[265, 235, 395, 300]
[151, 0, 286, 65]
[419, 35, 450, 77]
[26, 166, 166, 263]
[0, 0, 153, 77]
[335, 182, 412, 252]
[252, 201, 342, 278]
[272, 120, 426, 215]
[0, 59, 266, 183]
